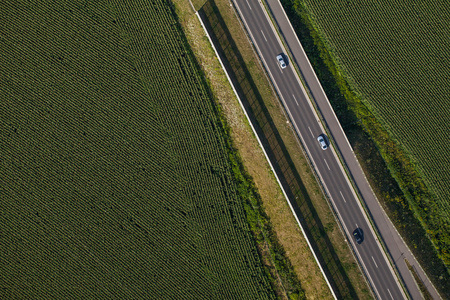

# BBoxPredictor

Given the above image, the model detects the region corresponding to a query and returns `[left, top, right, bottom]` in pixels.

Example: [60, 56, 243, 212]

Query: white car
[317, 135, 328, 150]
[276, 54, 286, 69]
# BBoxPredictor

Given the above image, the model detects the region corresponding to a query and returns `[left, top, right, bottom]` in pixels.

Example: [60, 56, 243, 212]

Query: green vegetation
[0, 0, 278, 298]
[294, 0, 450, 262]
[405, 259, 433, 300]
[226, 138, 306, 300]
[298, 0, 450, 209]
[281, 0, 450, 296]
[198, 2, 307, 298]
[199, 1, 369, 298]
[179, 0, 343, 297]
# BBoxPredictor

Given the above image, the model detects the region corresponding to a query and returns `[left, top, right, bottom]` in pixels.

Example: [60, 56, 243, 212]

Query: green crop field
[0, 0, 276, 298]
[299, 0, 450, 209]
[297, 0, 450, 258]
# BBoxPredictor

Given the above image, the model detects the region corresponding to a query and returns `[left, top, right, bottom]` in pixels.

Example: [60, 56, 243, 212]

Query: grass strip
[405, 259, 433, 300]
[198, 0, 365, 298]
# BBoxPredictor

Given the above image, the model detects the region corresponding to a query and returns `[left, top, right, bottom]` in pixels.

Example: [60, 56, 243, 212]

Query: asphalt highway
[231, 0, 407, 298]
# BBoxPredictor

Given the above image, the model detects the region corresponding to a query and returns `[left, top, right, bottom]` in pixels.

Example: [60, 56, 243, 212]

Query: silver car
[317, 135, 328, 150]
[276, 54, 286, 69]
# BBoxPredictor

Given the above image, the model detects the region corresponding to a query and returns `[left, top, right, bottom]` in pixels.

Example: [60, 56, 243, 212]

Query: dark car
[353, 228, 364, 244]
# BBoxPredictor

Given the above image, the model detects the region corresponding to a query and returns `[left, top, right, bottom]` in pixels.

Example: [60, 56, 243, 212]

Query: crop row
[0, 0, 274, 298]
[113, 0, 275, 297]
[302, 0, 450, 221]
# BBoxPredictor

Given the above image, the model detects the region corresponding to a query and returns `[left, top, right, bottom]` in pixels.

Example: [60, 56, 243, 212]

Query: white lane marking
[339, 190, 346, 203]
[308, 126, 314, 138]
[246, 0, 252, 10]
[324, 159, 331, 170]
[260, 30, 267, 42]
[209, 4, 335, 299]
[387, 288, 394, 300]
[292, 94, 299, 106]
[356, 223, 359, 228]
[372, 256, 378, 268]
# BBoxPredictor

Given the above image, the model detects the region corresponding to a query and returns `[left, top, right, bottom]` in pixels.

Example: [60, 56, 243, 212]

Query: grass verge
[173, 0, 334, 299]
[405, 259, 433, 300]
[184, 0, 373, 298]
[174, 0, 310, 299]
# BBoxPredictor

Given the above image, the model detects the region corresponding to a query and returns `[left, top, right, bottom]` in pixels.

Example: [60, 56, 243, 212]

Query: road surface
[263, 0, 442, 299]
[230, 0, 412, 298]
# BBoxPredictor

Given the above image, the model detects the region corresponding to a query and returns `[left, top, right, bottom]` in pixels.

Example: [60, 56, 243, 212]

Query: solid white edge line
[195, 9, 338, 300]
[263, 1, 410, 298]
[254, 2, 385, 298]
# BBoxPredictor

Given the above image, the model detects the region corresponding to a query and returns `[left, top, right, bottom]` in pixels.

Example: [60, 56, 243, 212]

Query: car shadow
[322, 134, 330, 147]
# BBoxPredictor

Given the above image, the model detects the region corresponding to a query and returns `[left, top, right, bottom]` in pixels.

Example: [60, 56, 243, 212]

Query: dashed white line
[292, 94, 299, 106]
[260, 30, 267, 42]
[308, 126, 314, 138]
[339, 190, 346, 203]
[324, 159, 331, 170]
[246, 0, 252, 9]
[372, 256, 379, 268]
[387, 288, 394, 300]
